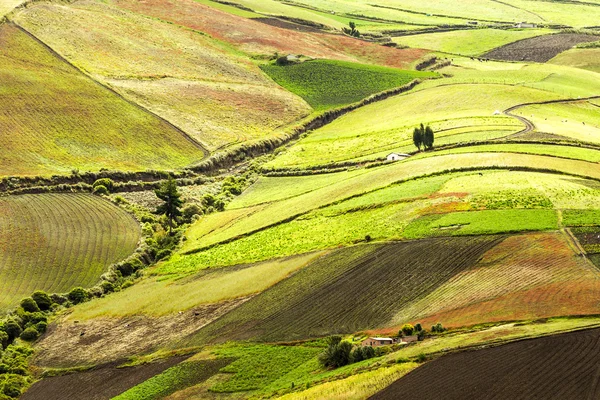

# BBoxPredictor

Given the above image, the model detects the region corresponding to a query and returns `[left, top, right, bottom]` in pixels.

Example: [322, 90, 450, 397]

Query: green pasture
[514, 101, 600, 144]
[264, 84, 556, 169]
[161, 164, 600, 274]
[414, 144, 600, 163]
[0, 23, 203, 177]
[0, 194, 140, 310]
[550, 48, 600, 74]
[393, 28, 553, 56]
[261, 60, 434, 111]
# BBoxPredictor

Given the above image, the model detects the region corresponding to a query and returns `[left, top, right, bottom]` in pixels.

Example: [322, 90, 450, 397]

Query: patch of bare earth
[483, 33, 600, 62]
[33, 297, 251, 368]
[21, 356, 189, 400]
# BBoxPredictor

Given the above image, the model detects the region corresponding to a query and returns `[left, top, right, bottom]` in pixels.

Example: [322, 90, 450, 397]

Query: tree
[155, 176, 183, 235]
[401, 323, 415, 336]
[319, 336, 353, 368]
[412, 125, 423, 151]
[423, 125, 435, 150]
[343, 21, 360, 38]
[19, 298, 39, 313]
[68, 287, 89, 305]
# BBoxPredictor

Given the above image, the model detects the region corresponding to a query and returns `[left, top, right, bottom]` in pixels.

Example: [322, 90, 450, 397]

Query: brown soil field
[109, 0, 428, 69]
[187, 236, 504, 345]
[33, 297, 250, 368]
[254, 17, 325, 33]
[21, 356, 188, 400]
[483, 33, 600, 62]
[370, 327, 600, 400]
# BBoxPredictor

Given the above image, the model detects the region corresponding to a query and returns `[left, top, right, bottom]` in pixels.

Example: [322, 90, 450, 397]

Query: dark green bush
[19, 328, 39, 342]
[0, 332, 8, 350]
[68, 287, 89, 304]
[31, 291, 52, 311]
[92, 185, 109, 195]
[35, 321, 47, 334]
[181, 204, 202, 223]
[101, 281, 115, 294]
[19, 298, 39, 313]
[92, 178, 114, 191]
[318, 336, 353, 368]
[155, 249, 173, 260]
[2, 321, 22, 342]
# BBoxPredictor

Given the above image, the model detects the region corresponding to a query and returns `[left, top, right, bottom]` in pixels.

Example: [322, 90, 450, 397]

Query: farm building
[402, 335, 419, 343]
[361, 337, 395, 347]
[514, 22, 537, 28]
[387, 153, 410, 162]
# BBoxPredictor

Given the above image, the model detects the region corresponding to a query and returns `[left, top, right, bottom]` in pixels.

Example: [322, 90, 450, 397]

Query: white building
[387, 153, 410, 162]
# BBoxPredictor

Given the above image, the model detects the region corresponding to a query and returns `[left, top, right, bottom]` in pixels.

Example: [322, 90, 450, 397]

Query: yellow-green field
[0, 194, 140, 310]
[0, 22, 203, 177]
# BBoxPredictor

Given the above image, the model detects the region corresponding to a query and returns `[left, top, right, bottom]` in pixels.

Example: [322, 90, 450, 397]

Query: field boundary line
[9, 21, 210, 159]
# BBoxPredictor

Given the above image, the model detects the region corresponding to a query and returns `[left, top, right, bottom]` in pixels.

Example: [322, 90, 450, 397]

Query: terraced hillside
[0, 194, 140, 310]
[0, 22, 203, 177]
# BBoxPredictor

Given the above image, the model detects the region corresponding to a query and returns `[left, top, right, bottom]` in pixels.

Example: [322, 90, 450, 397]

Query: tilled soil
[21, 356, 188, 400]
[254, 17, 326, 33]
[483, 33, 600, 62]
[370, 327, 600, 400]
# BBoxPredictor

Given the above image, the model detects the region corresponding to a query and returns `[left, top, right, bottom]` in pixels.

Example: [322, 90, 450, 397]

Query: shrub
[67, 287, 89, 305]
[19, 328, 39, 342]
[31, 291, 52, 311]
[414, 323, 422, 332]
[19, 298, 39, 313]
[0, 332, 8, 349]
[2, 321, 22, 342]
[92, 178, 114, 191]
[181, 204, 202, 223]
[401, 324, 415, 336]
[363, 346, 375, 359]
[92, 185, 109, 195]
[319, 336, 353, 368]
[35, 321, 47, 334]
[351, 346, 364, 363]
[101, 281, 115, 294]
[431, 323, 446, 333]
[155, 249, 173, 260]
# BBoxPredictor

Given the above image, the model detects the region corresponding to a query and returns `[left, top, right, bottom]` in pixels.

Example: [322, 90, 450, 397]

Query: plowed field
[188, 236, 503, 344]
[0, 194, 140, 310]
[370, 328, 600, 400]
[483, 33, 600, 62]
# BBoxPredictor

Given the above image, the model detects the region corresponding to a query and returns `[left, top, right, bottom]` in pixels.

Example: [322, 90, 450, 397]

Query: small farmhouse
[514, 22, 537, 28]
[361, 337, 395, 347]
[401, 335, 419, 344]
[387, 153, 410, 162]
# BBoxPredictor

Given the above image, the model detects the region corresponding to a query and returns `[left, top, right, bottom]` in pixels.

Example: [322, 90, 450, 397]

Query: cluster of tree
[318, 336, 378, 369]
[412, 123, 435, 151]
[342, 21, 360, 37]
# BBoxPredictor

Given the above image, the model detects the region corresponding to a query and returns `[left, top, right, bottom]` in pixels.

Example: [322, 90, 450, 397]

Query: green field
[393, 29, 554, 56]
[261, 59, 435, 111]
[0, 194, 140, 310]
[0, 23, 203, 177]
[550, 48, 600, 74]
[13, 1, 311, 151]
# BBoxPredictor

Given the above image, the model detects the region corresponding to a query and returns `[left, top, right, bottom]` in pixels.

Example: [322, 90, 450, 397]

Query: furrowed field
[0, 23, 203, 176]
[0, 194, 140, 310]
[261, 60, 434, 111]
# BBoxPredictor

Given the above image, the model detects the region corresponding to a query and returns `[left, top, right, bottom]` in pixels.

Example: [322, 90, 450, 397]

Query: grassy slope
[550, 48, 600, 73]
[162, 167, 600, 273]
[0, 194, 140, 310]
[69, 251, 326, 318]
[13, 1, 311, 151]
[107, 0, 429, 69]
[186, 237, 503, 344]
[0, 23, 202, 177]
[261, 60, 435, 111]
[393, 28, 554, 56]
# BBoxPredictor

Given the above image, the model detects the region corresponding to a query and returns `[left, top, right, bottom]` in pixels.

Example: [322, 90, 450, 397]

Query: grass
[275, 362, 419, 400]
[185, 237, 502, 344]
[550, 48, 600, 73]
[0, 23, 203, 177]
[513, 101, 600, 144]
[105, 0, 429, 69]
[402, 209, 558, 238]
[264, 84, 558, 169]
[210, 344, 321, 392]
[416, 143, 600, 163]
[393, 28, 554, 56]
[14, 1, 311, 151]
[179, 153, 600, 260]
[0, 194, 140, 310]
[260, 60, 435, 111]
[69, 252, 325, 318]
[113, 358, 229, 400]
[564, 210, 600, 227]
